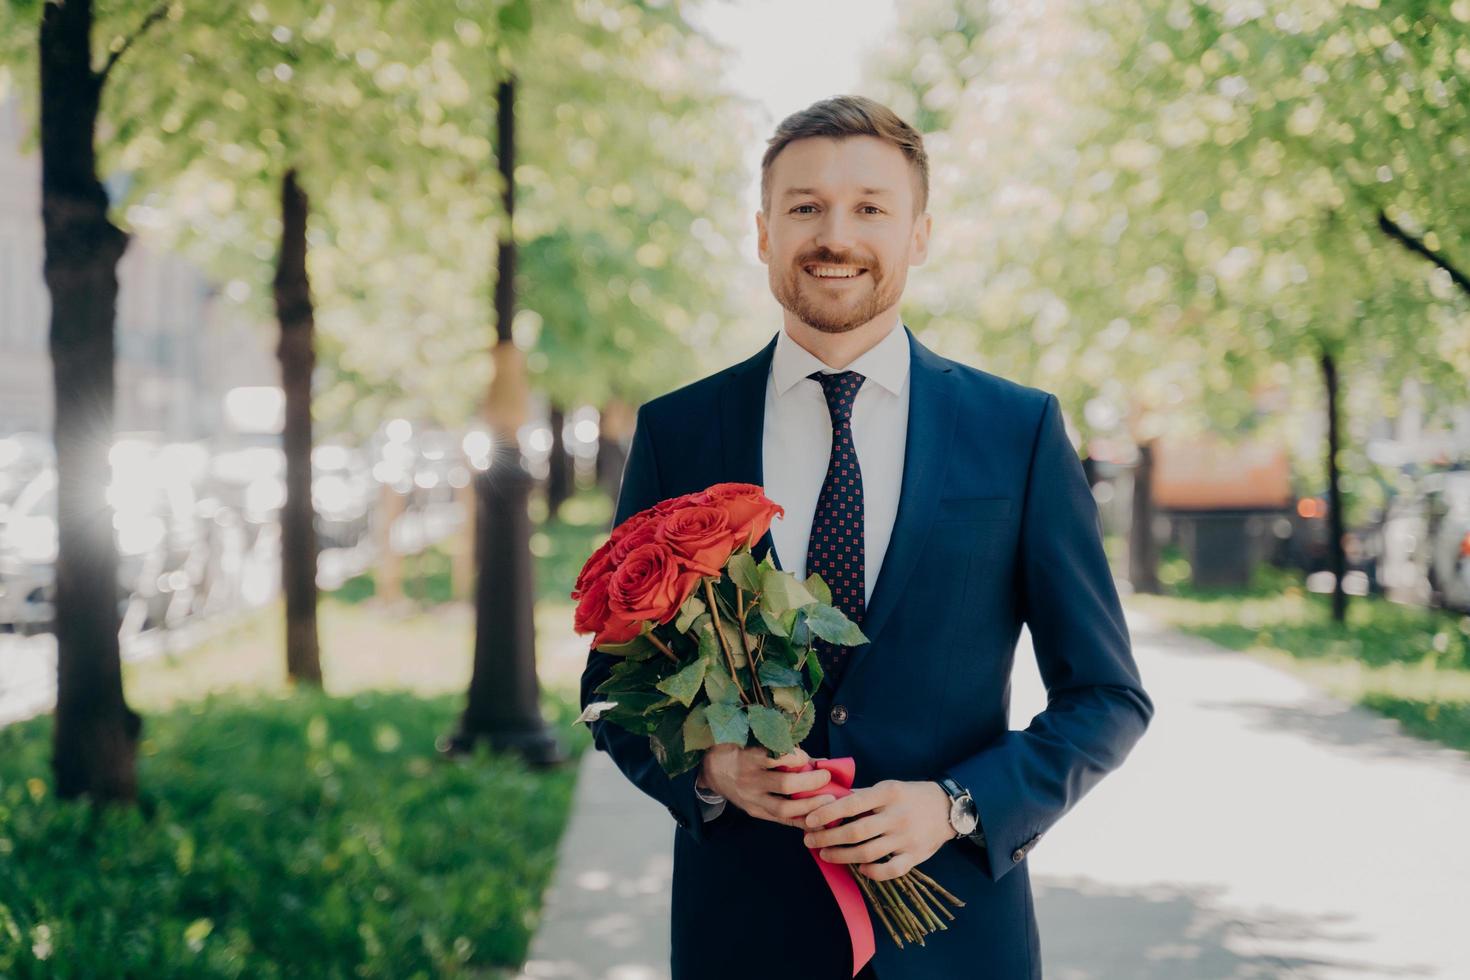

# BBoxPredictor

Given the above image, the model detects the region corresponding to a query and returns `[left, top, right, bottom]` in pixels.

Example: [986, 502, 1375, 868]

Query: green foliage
[586, 558, 866, 773]
[0, 686, 591, 977]
[870, 0, 1470, 551]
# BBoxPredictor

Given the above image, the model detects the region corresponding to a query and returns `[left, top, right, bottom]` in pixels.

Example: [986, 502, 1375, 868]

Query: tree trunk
[40, 0, 141, 804]
[1128, 440, 1161, 594]
[274, 168, 323, 685]
[1320, 347, 1348, 623]
[596, 397, 634, 501]
[547, 403, 571, 517]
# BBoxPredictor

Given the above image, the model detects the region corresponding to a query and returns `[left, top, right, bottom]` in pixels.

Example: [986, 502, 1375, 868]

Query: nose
[813, 209, 859, 256]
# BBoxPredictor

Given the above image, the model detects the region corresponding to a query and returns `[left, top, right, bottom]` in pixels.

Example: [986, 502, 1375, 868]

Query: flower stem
[851, 869, 903, 949]
[732, 586, 768, 707]
[898, 873, 946, 932]
[910, 872, 956, 922]
[703, 578, 749, 703]
[645, 632, 680, 664]
[911, 868, 964, 908]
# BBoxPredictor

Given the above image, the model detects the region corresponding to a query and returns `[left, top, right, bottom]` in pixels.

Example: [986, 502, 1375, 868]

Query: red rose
[608, 541, 702, 625]
[697, 482, 785, 550]
[572, 535, 617, 600]
[574, 573, 642, 647]
[655, 505, 739, 576]
[654, 492, 704, 515]
[611, 516, 661, 564]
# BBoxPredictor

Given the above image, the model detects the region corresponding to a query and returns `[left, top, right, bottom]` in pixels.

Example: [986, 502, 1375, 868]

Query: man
[579, 95, 1153, 980]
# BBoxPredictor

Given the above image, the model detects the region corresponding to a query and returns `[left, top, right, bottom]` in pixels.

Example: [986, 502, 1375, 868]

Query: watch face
[950, 798, 977, 835]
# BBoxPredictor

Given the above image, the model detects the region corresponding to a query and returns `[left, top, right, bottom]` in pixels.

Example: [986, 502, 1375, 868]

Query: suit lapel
[718, 332, 783, 569]
[840, 330, 956, 689]
[719, 324, 957, 689]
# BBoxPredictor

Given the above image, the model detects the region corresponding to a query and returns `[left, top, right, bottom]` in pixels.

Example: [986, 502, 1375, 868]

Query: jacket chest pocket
[934, 495, 1013, 523]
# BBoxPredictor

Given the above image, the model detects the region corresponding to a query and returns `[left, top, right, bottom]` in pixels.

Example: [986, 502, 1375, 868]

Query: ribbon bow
[777, 756, 876, 978]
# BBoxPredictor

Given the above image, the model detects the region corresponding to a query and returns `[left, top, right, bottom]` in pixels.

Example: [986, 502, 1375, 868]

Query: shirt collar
[771, 315, 910, 398]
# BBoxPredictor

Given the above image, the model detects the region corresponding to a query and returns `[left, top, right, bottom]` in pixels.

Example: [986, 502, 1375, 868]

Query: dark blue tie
[806, 369, 866, 686]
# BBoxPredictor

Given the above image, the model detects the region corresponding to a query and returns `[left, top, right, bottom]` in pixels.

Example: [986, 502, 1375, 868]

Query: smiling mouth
[803, 264, 869, 282]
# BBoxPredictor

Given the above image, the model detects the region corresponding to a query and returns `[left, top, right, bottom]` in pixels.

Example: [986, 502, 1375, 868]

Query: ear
[910, 211, 932, 266]
[755, 209, 770, 265]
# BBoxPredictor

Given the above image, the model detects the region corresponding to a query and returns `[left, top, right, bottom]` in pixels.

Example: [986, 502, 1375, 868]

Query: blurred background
[0, 0, 1466, 976]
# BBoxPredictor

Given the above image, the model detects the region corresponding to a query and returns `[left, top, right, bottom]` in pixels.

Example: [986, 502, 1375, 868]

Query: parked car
[1424, 469, 1470, 613]
[0, 439, 214, 636]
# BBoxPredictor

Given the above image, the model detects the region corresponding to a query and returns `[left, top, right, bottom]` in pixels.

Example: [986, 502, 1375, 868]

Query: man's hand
[700, 743, 836, 829]
[800, 780, 954, 881]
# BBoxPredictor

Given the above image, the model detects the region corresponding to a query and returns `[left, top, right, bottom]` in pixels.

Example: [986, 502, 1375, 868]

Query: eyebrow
[781, 186, 893, 199]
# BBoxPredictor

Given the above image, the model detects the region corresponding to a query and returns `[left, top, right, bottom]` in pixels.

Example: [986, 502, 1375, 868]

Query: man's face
[757, 135, 930, 334]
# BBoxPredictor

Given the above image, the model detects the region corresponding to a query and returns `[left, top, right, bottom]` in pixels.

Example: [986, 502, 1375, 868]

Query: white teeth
[807, 265, 863, 278]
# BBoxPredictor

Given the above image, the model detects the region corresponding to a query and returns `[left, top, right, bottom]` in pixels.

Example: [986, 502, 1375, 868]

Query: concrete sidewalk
[521, 605, 1470, 979]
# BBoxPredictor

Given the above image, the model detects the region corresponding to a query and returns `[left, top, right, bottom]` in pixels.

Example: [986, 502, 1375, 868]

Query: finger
[803, 812, 887, 850]
[765, 750, 809, 770]
[859, 854, 912, 882]
[770, 795, 822, 823]
[769, 767, 832, 796]
[818, 835, 896, 866]
[805, 786, 879, 829]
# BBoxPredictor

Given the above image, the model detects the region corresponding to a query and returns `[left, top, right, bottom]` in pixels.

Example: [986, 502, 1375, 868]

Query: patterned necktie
[805, 369, 866, 686]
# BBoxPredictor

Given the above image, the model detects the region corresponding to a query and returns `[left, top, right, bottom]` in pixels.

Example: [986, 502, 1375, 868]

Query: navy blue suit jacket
[579, 325, 1153, 979]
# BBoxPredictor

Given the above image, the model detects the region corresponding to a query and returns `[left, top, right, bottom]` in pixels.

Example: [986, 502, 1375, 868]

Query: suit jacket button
[830, 704, 848, 725]
[1012, 847, 1026, 863]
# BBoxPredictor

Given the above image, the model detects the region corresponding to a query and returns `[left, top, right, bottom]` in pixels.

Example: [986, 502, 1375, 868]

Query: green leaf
[682, 703, 715, 752]
[499, 0, 534, 35]
[727, 551, 761, 593]
[805, 604, 869, 647]
[789, 702, 816, 744]
[757, 661, 803, 689]
[760, 566, 818, 617]
[769, 685, 805, 716]
[702, 663, 741, 705]
[595, 634, 657, 659]
[759, 605, 789, 637]
[805, 654, 825, 692]
[746, 704, 796, 756]
[804, 572, 832, 606]
[650, 706, 697, 777]
[705, 701, 750, 745]
[655, 657, 709, 708]
[674, 594, 706, 634]
[789, 610, 810, 648]
[719, 618, 748, 668]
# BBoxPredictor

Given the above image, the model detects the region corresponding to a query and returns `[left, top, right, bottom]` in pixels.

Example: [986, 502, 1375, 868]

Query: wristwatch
[936, 776, 981, 842]
[694, 775, 725, 805]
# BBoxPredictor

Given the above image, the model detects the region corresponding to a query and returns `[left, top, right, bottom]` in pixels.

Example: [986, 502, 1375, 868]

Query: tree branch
[97, 2, 171, 83]
[1377, 209, 1470, 300]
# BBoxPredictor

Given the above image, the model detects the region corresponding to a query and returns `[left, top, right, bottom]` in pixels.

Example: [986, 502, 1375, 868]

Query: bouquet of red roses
[572, 482, 964, 956]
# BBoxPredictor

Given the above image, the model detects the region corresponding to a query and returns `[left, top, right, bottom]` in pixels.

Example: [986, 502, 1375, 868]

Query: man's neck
[783, 308, 901, 371]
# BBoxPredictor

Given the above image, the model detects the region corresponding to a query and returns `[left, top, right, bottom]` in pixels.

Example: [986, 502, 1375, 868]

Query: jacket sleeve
[940, 392, 1154, 881]
[578, 403, 726, 843]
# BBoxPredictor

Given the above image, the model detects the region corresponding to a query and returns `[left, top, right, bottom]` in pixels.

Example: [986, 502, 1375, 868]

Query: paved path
[520, 604, 1470, 979]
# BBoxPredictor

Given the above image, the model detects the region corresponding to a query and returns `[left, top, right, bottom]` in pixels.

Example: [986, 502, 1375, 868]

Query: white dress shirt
[697, 315, 912, 821]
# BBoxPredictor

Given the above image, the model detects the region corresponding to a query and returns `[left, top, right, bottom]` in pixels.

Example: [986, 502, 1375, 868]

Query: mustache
[798, 251, 874, 268]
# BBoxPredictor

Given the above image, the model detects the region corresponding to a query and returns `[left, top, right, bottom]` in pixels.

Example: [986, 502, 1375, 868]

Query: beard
[769, 255, 904, 334]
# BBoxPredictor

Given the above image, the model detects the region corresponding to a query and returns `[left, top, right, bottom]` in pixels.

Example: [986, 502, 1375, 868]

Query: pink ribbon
[777, 756, 876, 978]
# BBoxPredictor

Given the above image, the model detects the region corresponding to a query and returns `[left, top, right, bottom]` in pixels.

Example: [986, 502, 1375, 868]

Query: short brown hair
[760, 95, 929, 217]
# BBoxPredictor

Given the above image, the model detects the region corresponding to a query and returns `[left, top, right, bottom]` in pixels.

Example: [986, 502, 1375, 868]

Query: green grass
[0, 687, 591, 978]
[1127, 550, 1470, 756]
[0, 485, 616, 978]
